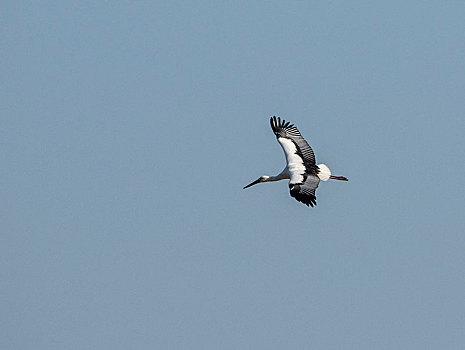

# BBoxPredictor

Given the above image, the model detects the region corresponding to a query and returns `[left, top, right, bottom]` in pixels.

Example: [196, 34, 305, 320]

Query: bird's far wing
[289, 174, 320, 207]
[270, 116, 317, 167]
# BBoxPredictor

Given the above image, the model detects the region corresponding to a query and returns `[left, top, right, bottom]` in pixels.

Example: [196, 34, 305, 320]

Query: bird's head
[243, 175, 269, 189]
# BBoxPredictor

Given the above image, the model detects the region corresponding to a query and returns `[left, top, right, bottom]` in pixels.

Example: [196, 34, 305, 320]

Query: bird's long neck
[267, 169, 290, 182]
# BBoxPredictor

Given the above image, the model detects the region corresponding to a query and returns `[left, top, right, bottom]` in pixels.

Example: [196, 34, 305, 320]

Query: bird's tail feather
[317, 164, 331, 181]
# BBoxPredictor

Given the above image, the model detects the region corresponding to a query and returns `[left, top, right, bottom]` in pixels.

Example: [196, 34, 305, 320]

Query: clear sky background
[2, 2, 465, 349]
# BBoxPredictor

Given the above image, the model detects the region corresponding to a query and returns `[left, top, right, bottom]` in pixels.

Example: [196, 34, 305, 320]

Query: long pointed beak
[243, 178, 261, 189]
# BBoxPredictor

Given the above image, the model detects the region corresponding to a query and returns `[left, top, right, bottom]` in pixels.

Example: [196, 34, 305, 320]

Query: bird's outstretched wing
[270, 116, 318, 184]
[289, 174, 320, 207]
[270, 116, 316, 166]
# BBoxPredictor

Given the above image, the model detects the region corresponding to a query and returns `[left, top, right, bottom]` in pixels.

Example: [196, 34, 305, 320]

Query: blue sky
[2, 2, 465, 349]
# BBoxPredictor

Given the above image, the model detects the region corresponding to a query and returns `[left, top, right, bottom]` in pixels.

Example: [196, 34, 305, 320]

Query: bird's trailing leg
[329, 175, 348, 181]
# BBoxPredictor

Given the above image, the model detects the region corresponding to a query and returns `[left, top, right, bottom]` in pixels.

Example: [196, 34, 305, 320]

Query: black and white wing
[270, 116, 320, 207]
[289, 174, 320, 207]
[270, 116, 318, 182]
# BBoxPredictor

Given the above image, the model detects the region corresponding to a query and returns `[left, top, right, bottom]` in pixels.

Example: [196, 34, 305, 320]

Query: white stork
[243, 116, 348, 207]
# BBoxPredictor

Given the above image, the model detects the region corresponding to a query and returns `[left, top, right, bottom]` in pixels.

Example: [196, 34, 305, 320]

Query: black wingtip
[270, 115, 295, 135]
[289, 184, 317, 207]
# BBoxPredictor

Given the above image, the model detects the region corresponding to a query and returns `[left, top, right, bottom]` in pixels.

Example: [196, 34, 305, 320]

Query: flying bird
[243, 116, 348, 207]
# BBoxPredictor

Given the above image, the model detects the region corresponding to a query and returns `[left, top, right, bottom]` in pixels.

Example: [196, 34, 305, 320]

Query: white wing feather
[277, 137, 306, 184]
